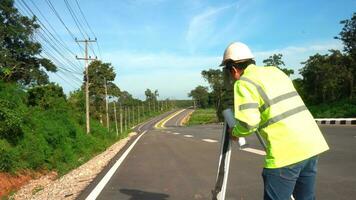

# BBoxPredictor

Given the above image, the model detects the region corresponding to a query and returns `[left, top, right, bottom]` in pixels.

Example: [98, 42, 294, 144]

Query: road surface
[78, 108, 356, 200]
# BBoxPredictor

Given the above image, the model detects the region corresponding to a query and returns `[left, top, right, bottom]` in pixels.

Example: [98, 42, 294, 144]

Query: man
[220, 42, 329, 200]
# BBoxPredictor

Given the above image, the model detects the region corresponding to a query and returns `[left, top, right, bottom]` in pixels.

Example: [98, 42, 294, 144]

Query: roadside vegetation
[189, 12, 356, 121]
[187, 108, 219, 126]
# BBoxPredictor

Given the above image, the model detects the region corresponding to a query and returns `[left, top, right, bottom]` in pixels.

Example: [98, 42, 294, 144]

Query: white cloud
[185, 4, 234, 52]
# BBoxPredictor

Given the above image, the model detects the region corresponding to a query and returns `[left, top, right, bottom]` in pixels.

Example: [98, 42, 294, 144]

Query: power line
[63, 0, 98, 59]
[63, 0, 87, 39]
[14, 1, 83, 92]
[37, 31, 83, 73]
[40, 51, 83, 77]
[17, 0, 83, 72]
[44, 0, 84, 52]
[28, 0, 81, 61]
[74, 0, 103, 59]
[39, 52, 83, 86]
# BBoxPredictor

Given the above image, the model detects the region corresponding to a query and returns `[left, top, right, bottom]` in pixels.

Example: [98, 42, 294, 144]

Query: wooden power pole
[76, 38, 97, 134]
[104, 77, 109, 131]
[113, 101, 118, 137]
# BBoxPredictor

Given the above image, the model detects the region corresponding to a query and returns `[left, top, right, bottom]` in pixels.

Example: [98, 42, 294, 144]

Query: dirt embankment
[0, 171, 57, 198]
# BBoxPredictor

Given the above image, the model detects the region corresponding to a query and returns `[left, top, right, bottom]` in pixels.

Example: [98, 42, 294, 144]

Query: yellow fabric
[232, 64, 329, 168]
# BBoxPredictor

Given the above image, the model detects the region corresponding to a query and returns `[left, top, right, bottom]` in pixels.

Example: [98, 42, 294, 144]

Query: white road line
[85, 131, 148, 200]
[183, 134, 193, 138]
[166, 131, 172, 133]
[173, 132, 181, 135]
[241, 147, 266, 156]
[202, 139, 218, 143]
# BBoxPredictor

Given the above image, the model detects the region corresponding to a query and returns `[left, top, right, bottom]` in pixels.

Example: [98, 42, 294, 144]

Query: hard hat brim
[219, 58, 253, 67]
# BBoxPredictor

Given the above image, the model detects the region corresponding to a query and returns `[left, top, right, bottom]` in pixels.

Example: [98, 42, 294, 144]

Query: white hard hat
[220, 42, 254, 66]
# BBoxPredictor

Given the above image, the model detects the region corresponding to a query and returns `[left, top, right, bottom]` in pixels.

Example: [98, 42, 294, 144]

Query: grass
[187, 108, 219, 125]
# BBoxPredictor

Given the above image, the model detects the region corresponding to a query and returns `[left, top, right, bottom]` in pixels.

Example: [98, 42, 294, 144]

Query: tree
[84, 60, 119, 120]
[336, 12, 356, 57]
[145, 88, 158, 102]
[263, 54, 294, 76]
[335, 12, 356, 98]
[188, 86, 209, 108]
[0, 0, 56, 85]
[201, 69, 225, 120]
[299, 50, 352, 104]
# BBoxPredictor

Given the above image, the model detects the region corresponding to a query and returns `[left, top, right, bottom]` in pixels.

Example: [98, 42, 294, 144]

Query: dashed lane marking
[202, 139, 218, 143]
[173, 132, 181, 135]
[183, 135, 193, 138]
[241, 147, 266, 156]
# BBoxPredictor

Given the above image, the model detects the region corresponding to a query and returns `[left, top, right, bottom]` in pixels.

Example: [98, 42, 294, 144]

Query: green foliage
[145, 88, 159, 102]
[263, 54, 294, 76]
[85, 60, 122, 122]
[299, 50, 353, 104]
[308, 98, 356, 118]
[201, 69, 225, 120]
[27, 83, 66, 110]
[0, 81, 26, 144]
[188, 85, 209, 108]
[0, 139, 17, 172]
[0, 0, 56, 85]
[68, 89, 85, 113]
[336, 12, 356, 57]
[187, 108, 219, 125]
[0, 81, 128, 175]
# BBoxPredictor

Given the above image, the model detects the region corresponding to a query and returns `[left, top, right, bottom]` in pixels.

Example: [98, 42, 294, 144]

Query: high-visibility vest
[232, 64, 329, 168]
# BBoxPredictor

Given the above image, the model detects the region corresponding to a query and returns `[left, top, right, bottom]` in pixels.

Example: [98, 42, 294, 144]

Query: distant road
[77, 109, 356, 200]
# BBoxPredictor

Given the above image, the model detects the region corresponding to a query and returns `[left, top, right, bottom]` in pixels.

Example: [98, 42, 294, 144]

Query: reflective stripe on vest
[239, 77, 305, 130]
[240, 77, 299, 112]
[239, 103, 259, 110]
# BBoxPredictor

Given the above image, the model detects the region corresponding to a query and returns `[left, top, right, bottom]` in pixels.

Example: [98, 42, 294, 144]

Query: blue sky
[17, 0, 356, 100]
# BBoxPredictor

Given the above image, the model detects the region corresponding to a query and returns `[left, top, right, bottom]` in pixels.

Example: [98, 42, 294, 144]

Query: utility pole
[132, 105, 135, 125]
[119, 102, 123, 134]
[148, 102, 151, 114]
[124, 106, 127, 131]
[113, 101, 118, 137]
[128, 106, 131, 129]
[142, 102, 145, 118]
[138, 104, 140, 124]
[153, 100, 156, 113]
[76, 38, 97, 134]
[104, 77, 109, 131]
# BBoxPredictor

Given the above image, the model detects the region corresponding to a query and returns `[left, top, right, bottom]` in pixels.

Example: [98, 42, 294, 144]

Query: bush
[308, 98, 356, 118]
[0, 139, 17, 172]
[27, 83, 67, 110]
[0, 81, 26, 144]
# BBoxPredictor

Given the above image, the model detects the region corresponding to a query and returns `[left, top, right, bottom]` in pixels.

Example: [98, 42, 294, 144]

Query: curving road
[78, 109, 356, 200]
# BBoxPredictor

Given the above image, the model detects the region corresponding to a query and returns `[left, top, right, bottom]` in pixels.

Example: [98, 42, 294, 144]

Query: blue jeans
[262, 156, 318, 200]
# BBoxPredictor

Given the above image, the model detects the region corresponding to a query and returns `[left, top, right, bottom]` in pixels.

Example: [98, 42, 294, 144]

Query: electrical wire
[74, 0, 103, 59]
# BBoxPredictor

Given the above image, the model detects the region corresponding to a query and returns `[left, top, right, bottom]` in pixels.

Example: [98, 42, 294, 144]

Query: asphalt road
[78, 109, 356, 200]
